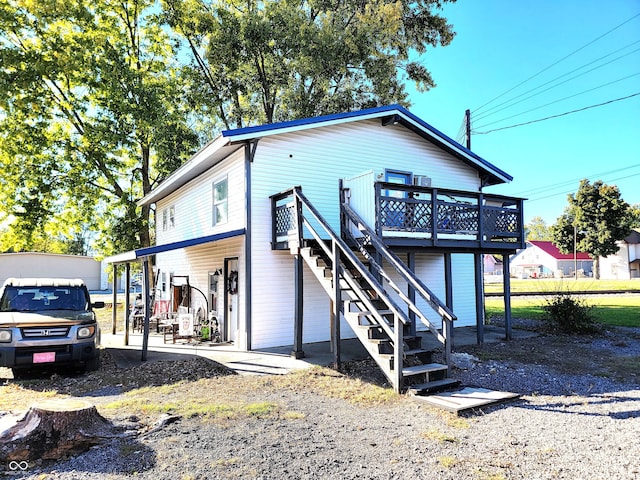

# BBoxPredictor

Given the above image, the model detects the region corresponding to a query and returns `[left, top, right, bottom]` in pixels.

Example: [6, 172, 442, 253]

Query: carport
[104, 229, 245, 360]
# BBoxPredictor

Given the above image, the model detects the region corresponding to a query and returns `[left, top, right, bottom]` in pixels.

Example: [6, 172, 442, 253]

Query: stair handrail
[291, 187, 408, 389]
[293, 187, 410, 328]
[341, 201, 456, 364]
[341, 203, 456, 321]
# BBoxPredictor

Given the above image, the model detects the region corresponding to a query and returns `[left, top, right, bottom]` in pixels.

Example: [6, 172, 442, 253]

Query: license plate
[33, 352, 56, 363]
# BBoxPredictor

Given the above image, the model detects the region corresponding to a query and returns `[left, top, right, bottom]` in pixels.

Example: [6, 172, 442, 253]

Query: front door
[385, 169, 412, 193]
[384, 169, 412, 228]
[224, 257, 239, 343]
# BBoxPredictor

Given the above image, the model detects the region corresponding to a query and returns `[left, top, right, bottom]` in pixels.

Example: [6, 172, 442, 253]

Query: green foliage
[629, 203, 640, 228]
[0, 0, 456, 255]
[525, 216, 552, 241]
[0, 0, 199, 255]
[163, 0, 456, 127]
[552, 179, 632, 278]
[542, 292, 599, 334]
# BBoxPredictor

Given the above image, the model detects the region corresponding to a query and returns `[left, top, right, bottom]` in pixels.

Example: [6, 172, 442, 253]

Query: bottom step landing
[410, 387, 521, 414]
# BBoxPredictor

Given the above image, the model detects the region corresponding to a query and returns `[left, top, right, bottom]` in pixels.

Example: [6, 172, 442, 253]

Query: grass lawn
[486, 294, 640, 328]
[484, 278, 640, 295]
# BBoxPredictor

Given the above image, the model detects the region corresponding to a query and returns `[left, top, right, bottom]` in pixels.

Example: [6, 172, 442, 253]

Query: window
[169, 206, 175, 229]
[213, 177, 228, 226]
[385, 169, 412, 198]
[162, 209, 168, 231]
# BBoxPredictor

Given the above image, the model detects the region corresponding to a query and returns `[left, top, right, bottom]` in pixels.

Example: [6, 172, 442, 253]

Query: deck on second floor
[369, 182, 525, 252]
[271, 182, 525, 253]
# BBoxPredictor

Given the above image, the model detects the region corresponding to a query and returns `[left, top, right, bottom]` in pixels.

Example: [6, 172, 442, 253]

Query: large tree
[551, 179, 632, 279]
[163, 0, 456, 128]
[0, 0, 199, 255]
[0, 0, 455, 255]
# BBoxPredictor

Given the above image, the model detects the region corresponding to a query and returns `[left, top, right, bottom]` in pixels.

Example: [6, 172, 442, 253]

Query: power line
[516, 164, 640, 197]
[474, 72, 640, 130]
[473, 12, 640, 116]
[527, 171, 640, 203]
[473, 92, 640, 135]
[472, 41, 640, 124]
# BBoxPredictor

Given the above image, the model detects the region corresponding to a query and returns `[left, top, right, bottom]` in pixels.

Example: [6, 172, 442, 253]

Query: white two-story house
[107, 105, 524, 393]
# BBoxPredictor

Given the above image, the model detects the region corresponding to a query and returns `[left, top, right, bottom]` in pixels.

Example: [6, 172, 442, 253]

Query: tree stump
[0, 398, 118, 462]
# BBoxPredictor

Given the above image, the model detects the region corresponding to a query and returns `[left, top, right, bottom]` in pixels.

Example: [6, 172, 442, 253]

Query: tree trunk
[0, 399, 118, 461]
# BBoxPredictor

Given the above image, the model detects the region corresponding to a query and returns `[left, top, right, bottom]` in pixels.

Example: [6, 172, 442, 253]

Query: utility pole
[465, 109, 471, 150]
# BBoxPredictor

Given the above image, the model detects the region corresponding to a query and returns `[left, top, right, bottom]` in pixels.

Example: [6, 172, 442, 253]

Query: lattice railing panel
[436, 202, 479, 233]
[275, 204, 295, 238]
[380, 198, 432, 231]
[484, 208, 520, 242]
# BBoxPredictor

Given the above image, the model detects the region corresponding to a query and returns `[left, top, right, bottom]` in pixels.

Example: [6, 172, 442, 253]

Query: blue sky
[408, 0, 640, 226]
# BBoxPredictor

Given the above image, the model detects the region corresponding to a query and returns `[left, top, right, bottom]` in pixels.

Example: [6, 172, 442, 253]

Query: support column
[502, 254, 512, 340]
[111, 265, 118, 335]
[124, 262, 131, 346]
[444, 253, 453, 310]
[141, 258, 150, 361]
[332, 242, 341, 370]
[444, 253, 453, 351]
[292, 253, 305, 358]
[407, 252, 416, 336]
[474, 253, 485, 344]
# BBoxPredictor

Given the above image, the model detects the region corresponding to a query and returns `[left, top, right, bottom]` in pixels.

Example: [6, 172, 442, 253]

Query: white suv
[0, 278, 103, 374]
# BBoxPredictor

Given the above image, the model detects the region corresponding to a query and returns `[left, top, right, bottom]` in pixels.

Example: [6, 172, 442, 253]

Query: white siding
[601, 243, 631, 280]
[248, 121, 483, 348]
[450, 254, 478, 328]
[343, 170, 376, 229]
[378, 253, 476, 333]
[147, 117, 496, 350]
[155, 150, 245, 246]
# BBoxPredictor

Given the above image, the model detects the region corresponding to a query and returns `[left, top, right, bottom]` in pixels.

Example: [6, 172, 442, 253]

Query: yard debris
[450, 352, 479, 370]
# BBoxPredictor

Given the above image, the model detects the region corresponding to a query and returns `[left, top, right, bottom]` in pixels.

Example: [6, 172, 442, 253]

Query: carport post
[141, 258, 150, 361]
[124, 262, 131, 345]
[111, 265, 118, 335]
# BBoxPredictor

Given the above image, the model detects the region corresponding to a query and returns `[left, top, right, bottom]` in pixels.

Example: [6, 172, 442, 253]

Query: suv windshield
[0, 286, 90, 312]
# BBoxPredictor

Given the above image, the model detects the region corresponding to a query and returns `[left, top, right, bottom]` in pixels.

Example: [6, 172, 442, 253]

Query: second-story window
[213, 177, 228, 226]
[169, 206, 175, 229]
[162, 209, 168, 231]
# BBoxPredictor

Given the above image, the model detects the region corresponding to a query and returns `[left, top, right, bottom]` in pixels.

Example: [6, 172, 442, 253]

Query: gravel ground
[2, 324, 639, 480]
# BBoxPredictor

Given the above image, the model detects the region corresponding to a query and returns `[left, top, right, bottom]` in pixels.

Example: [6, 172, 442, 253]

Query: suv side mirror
[92, 301, 106, 309]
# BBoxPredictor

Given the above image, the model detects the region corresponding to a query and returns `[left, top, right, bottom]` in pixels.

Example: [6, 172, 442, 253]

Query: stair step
[408, 378, 461, 395]
[404, 348, 431, 357]
[352, 309, 393, 317]
[402, 363, 448, 377]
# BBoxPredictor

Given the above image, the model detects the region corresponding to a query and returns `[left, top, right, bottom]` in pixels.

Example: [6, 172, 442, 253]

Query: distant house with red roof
[510, 240, 593, 278]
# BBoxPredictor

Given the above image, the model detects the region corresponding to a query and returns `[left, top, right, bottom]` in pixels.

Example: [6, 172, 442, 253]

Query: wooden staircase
[300, 242, 459, 394]
[274, 186, 458, 394]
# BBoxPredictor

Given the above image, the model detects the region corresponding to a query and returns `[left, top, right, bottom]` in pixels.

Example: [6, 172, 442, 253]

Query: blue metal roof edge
[135, 228, 246, 258]
[221, 104, 512, 183]
[221, 104, 406, 138]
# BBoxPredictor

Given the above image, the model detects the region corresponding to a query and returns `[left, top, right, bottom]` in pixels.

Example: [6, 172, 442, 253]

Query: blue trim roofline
[222, 104, 512, 184]
[103, 229, 246, 264]
[136, 229, 245, 258]
[222, 104, 402, 137]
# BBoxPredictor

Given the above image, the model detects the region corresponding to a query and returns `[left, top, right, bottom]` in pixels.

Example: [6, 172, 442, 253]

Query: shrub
[542, 292, 599, 334]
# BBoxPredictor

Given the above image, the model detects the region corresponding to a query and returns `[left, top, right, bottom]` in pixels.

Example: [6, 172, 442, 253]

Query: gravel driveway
[2, 325, 639, 480]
